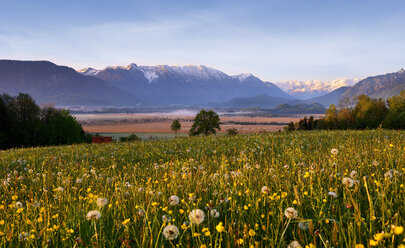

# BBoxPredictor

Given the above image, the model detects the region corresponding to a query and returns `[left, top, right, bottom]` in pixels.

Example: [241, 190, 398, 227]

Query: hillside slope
[0, 60, 138, 106]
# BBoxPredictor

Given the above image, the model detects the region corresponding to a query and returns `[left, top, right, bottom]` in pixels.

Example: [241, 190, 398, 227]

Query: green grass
[0, 130, 404, 247]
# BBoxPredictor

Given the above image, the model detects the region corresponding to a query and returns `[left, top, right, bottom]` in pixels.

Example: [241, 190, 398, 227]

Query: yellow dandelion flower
[393, 226, 403, 235]
[373, 232, 384, 241]
[122, 218, 130, 225]
[216, 222, 225, 233]
[355, 244, 364, 248]
[248, 229, 256, 237]
[237, 239, 244, 245]
[369, 239, 379, 246]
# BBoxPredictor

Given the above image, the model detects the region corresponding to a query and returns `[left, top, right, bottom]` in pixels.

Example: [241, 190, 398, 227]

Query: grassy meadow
[0, 130, 404, 247]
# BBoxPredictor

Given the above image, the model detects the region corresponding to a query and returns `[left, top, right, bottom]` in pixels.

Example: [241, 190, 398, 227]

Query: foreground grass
[0, 130, 404, 247]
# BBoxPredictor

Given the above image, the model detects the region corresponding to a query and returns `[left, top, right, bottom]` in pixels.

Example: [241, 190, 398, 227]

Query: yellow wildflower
[122, 218, 130, 225]
[369, 239, 379, 246]
[373, 232, 384, 241]
[393, 226, 403, 235]
[216, 222, 225, 233]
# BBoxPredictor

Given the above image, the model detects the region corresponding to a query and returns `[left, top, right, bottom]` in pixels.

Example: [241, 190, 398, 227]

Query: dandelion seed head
[168, 195, 180, 206]
[86, 210, 101, 221]
[284, 207, 298, 219]
[189, 209, 205, 225]
[163, 225, 179, 240]
[96, 198, 108, 208]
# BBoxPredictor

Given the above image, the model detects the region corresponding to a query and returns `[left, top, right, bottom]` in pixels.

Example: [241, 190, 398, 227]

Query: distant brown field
[75, 113, 322, 134]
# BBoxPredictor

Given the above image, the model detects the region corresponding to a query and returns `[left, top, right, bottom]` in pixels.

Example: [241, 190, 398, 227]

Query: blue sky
[1, 0, 405, 81]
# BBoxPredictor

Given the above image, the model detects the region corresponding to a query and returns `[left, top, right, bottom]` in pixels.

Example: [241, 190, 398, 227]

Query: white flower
[57, 187, 64, 192]
[349, 170, 358, 179]
[298, 221, 309, 230]
[18, 232, 29, 241]
[96, 198, 108, 208]
[328, 191, 338, 198]
[163, 225, 179, 240]
[15, 201, 24, 208]
[287, 241, 302, 248]
[342, 177, 354, 187]
[168, 195, 180, 206]
[86, 210, 101, 220]
[384, 171, 393, 178]
[189, 209, 205, 225]
[284, 207, 298, 219]
[137, 209, 145, 216]
[210, 209, 220, 218]
[76, 179, 82, 184]
[261, 186, 270, 194]
[331, 148, 338, 155]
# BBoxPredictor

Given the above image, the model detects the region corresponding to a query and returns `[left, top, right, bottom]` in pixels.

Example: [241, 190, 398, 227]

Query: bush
[226, 128, 239, 135]
[120, 134, 142, 142]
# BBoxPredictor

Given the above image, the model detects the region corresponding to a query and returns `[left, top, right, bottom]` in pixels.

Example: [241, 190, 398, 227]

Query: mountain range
[79, 63, 293, 106]
[0, 59, 404, 109]
[0, 60, 138, 106]
[275, 78, 360, 99]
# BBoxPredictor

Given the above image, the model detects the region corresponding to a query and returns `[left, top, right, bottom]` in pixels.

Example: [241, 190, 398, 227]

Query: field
[0, 130, 404, 247]
[74, 113, 312, 135]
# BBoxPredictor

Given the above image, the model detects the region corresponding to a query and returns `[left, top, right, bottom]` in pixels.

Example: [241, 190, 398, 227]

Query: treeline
[0, 93, 90, 149]
[286, 90, 405, 131]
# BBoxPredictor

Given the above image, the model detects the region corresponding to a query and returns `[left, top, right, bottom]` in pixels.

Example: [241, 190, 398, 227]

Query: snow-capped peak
[232, 73, 253, 81]
[139, 68, 158, 83]
[126, 63, 138, 70]
[397, 68, 405, 74]
[275, 77, 361, 99]
[77, 67, 99, 76]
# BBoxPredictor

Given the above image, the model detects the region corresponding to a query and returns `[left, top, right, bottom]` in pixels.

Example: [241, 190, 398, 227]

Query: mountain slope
[342, 69, 405, 100]
[214, 94, 292, 109]
[0, 60, 138, 106]
[307, 86, 351, 107]
[84, 64, 294, 106]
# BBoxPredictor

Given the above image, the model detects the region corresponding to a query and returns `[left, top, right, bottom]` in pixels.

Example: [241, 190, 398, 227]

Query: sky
[1, 0, 405, 82]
